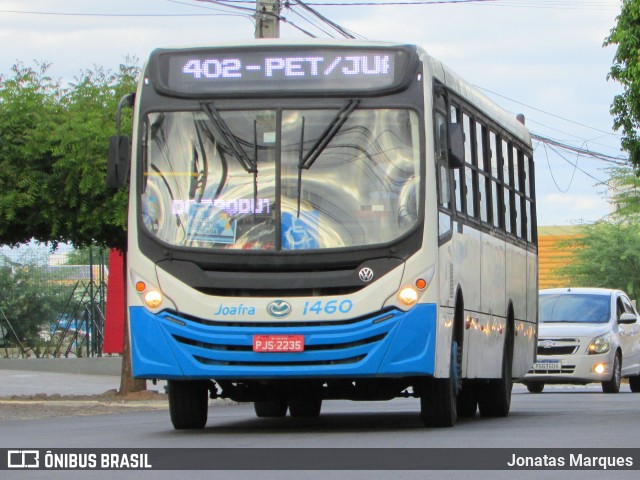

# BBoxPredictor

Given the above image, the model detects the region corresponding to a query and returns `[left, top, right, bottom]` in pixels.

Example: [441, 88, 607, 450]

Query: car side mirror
[619, 313, 637, 324]
[448, 123, 464, 169]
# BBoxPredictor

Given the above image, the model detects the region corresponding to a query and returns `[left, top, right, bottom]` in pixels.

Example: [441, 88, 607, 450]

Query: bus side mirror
[448, 123, 464, 169]
[107, 135, 131, 189]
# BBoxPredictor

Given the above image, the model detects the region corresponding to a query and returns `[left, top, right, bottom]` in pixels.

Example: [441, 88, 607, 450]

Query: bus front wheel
[419, 340, 460, 428]
[168, 380, 209, 430]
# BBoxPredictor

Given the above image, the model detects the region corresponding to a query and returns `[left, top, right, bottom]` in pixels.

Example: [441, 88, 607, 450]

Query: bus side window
[450, 105, 464, 215]
[463, 113, 475, 220]
[501, 139, 512, 234]
[436, 113, 450, 208]
[476, 122, 489, 224]
[490, 130, 501, 229]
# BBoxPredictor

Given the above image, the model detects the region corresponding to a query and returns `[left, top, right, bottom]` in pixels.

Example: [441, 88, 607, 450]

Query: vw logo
[267, 300, 291, 319]
[359, 267, 374, 283]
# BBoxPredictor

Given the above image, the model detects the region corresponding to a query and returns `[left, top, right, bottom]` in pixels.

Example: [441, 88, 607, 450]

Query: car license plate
[253, 335, 304, 352]
[534, 360, 561, 371]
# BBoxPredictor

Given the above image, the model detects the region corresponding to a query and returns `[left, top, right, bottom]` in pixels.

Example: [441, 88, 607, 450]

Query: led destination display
[149, 46, 417, 96]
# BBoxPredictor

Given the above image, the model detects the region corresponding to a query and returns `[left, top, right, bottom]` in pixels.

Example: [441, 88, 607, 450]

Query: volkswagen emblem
[359, 267, 374, 283]
[267, 300, 291, 319]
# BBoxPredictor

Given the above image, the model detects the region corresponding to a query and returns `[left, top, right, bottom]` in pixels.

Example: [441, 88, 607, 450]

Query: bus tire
[478, 324, 513, 418]
[420, 340, 459, 428]
[456, 383, 477, 417]
[254, 399, 288, 417]
[288, 397, 322, 418]
[168, 380, 209, 430]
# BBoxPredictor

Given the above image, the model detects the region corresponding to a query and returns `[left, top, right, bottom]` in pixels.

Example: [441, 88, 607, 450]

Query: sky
[0, 0, 628, 226]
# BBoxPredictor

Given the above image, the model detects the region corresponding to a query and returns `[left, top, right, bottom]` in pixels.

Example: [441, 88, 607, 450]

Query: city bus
[108, 40, 538, 429]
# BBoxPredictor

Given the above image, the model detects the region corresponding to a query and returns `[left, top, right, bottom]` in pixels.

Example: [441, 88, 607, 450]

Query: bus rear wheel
[478, 326, 513, 418]
[168, 380, 209, 430]
[288, 397, 322, 418]
[456, 383, 477, 417]
[254, 399, 288, 417]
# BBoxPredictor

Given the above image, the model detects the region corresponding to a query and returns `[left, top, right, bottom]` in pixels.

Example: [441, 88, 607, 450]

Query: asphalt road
[0, 379, 638, 480]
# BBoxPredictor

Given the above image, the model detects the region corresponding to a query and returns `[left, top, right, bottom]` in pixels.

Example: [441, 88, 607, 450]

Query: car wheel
[168, 380, 209, 429]
[629, 375, 640, 393]
[526, 382, 544, 394]
[602, 352, 621, 394]
[254, 399, 288, 417]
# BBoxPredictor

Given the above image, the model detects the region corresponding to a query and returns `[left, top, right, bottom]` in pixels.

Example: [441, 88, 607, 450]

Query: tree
[607, 165, 640, 216]
[0, 254, 70, 355]
[0, 60, 143, 391]
[604, 0, 640, 166]
[556, 217, 640, 299]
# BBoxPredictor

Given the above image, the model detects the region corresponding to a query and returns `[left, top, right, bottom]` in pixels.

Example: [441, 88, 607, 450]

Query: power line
[539, 142, 577, 193]
[291, 1, 356, 39]
[0, 9, 248, 17]
[476, 85, 621, 138]
[531, 133, 628, 166]
[194, 0, 319, 37]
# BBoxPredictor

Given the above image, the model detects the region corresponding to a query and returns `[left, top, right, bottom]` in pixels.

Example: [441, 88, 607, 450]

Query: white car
[524, 287, 640, 393]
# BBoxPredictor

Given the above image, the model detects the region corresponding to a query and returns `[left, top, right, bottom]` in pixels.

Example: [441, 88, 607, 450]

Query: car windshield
[539, 293, 611, 324]
[140, 107, 421, 251]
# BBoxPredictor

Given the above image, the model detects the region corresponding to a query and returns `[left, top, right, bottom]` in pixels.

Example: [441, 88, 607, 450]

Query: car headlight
[588, 335, 611, 355]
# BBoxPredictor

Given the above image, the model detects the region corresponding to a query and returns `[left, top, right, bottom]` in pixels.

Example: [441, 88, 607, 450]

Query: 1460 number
[302, 299, 353, 316]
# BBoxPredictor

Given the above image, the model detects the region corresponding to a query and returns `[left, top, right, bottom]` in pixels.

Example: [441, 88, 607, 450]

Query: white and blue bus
[108, 40, 538, 429]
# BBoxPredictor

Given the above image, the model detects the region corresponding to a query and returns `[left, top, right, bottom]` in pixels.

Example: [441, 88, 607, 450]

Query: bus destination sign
[149, 46, 417, 96]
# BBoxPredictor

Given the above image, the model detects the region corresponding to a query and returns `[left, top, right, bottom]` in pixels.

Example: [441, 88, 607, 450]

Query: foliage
[607, 165, 640, 216]
[555, 217, 640, 299]
[64, 245, 109, 266]
[0, 254, 70, 351]
[0, 59, 139, 250]
[604, 0, 640, 166]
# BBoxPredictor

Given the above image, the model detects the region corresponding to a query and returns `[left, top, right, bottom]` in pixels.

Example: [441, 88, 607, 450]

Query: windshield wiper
[202, 102, 257, 173]
[299, 99, 360, 171]
[296, 99, 360, 216]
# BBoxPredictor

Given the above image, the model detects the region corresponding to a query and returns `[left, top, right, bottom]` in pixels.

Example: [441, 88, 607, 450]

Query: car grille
[537, 338, 579, 356]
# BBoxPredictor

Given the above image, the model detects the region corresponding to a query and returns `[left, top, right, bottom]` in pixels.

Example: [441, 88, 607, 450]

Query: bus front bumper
[129, 304, 437, 380]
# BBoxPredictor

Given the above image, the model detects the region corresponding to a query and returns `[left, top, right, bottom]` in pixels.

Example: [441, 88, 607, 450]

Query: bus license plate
[534, 360, 561, 371]
[253, 335, 304, 352]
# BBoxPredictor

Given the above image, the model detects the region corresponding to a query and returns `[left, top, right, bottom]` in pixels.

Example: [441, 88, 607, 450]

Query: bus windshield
[141, 107, 421, 251]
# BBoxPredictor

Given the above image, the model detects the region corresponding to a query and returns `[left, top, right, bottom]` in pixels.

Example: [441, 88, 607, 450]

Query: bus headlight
[588, 335, 611, 355]
[398, 287, 418, 306]
[144, 290, 163, 309]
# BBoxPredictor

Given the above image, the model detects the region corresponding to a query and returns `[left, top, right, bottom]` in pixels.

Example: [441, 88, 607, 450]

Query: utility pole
[255, 0, 281, 38]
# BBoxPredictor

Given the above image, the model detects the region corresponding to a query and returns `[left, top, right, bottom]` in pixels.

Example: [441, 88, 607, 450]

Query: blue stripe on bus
[129, 304, 436, 379]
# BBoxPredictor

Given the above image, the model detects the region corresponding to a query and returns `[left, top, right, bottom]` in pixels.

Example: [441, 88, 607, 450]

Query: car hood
[538, 322, 611, 338]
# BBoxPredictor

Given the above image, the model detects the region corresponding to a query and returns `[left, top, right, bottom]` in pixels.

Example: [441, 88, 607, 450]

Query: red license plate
[253, 335, 304, 352]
